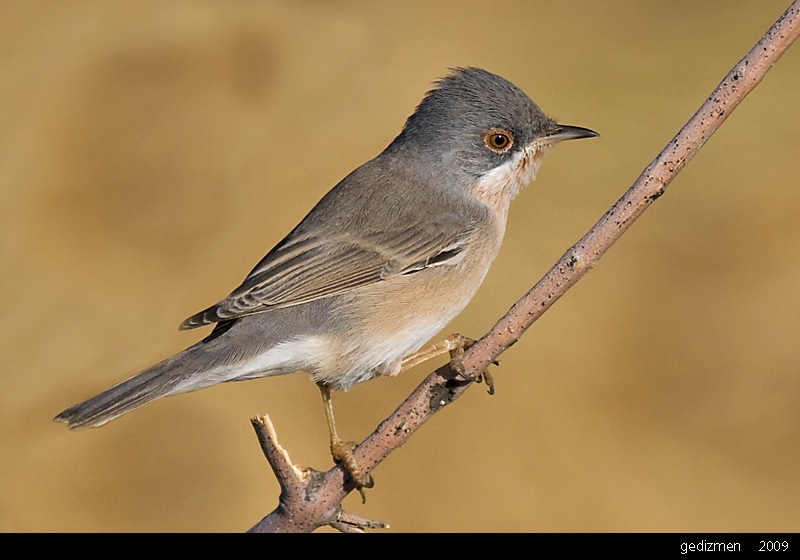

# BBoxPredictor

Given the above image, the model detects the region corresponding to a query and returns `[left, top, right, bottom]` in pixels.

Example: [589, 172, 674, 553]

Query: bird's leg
[318, 383, 374, 496]
[401, 333, 495, 394]
[400, 333, 474, 370]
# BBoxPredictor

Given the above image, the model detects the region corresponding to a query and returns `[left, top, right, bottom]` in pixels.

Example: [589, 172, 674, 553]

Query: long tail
[54, 350, 196, 430]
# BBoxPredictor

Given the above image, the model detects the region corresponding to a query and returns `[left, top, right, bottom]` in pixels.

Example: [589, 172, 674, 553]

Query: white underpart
[171, 335, 335, 393]
[333, 315, 453, 388]
[169, 327, 443, 393]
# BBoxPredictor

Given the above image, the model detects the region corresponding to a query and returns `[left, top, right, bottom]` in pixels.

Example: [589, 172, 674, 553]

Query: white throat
[469, 145, 545, 218]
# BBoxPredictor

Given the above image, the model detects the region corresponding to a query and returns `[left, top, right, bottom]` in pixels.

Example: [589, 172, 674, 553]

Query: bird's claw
[331, 439, 374, 503]
[448, 336, 496, 395]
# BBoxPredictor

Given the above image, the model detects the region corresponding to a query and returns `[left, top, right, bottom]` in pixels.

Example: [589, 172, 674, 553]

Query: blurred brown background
[2, 1, 799, 532]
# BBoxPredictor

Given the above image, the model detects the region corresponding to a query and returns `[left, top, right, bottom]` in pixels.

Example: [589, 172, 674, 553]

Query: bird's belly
[317, 255, 496, 390]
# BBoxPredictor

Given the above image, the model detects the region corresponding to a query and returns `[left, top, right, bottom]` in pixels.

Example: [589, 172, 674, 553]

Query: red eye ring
[482, 128, 514, 153]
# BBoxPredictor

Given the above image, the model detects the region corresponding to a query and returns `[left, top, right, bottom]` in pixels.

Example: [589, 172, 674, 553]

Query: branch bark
[248, 1, 800, 533]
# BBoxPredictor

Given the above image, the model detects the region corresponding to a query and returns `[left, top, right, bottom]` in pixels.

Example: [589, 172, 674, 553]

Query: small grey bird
[55, 67, 597, 487]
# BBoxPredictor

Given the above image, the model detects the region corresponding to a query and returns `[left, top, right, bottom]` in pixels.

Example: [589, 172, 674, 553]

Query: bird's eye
[482, 128, 514, 153]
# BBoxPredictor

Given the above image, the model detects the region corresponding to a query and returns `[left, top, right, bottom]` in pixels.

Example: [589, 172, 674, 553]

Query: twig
[247, 1, 800, 533]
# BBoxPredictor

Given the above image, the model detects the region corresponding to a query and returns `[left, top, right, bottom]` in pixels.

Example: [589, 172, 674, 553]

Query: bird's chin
[469, 146, 544, 214]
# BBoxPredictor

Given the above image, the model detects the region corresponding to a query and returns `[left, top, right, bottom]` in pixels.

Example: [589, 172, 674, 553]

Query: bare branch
[248, 1, 800, 532]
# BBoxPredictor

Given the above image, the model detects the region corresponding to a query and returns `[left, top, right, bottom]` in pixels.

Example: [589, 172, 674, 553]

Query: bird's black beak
[540, 124, 599, 145]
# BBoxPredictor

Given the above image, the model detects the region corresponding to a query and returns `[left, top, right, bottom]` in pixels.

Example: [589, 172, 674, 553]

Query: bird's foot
[331, 438, 374, 502]
[447, 336, 496, 395]
[400, 333, 497, 393]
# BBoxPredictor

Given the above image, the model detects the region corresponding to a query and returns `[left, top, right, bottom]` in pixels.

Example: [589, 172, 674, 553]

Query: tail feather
[54, 353, 188, 430]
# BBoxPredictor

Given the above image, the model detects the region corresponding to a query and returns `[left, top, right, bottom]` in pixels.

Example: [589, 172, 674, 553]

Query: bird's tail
[53, 351, 192, 430]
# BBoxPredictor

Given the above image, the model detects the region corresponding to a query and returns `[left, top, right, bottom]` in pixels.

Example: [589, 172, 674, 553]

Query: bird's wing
[180, 222, 468, 329]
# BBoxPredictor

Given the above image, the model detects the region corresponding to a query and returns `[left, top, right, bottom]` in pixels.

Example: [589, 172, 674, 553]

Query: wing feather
[179, 222, 469, 329]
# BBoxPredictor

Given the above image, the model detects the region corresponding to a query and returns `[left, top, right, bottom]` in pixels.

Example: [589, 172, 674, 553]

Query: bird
[54, 67, 598, 488]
